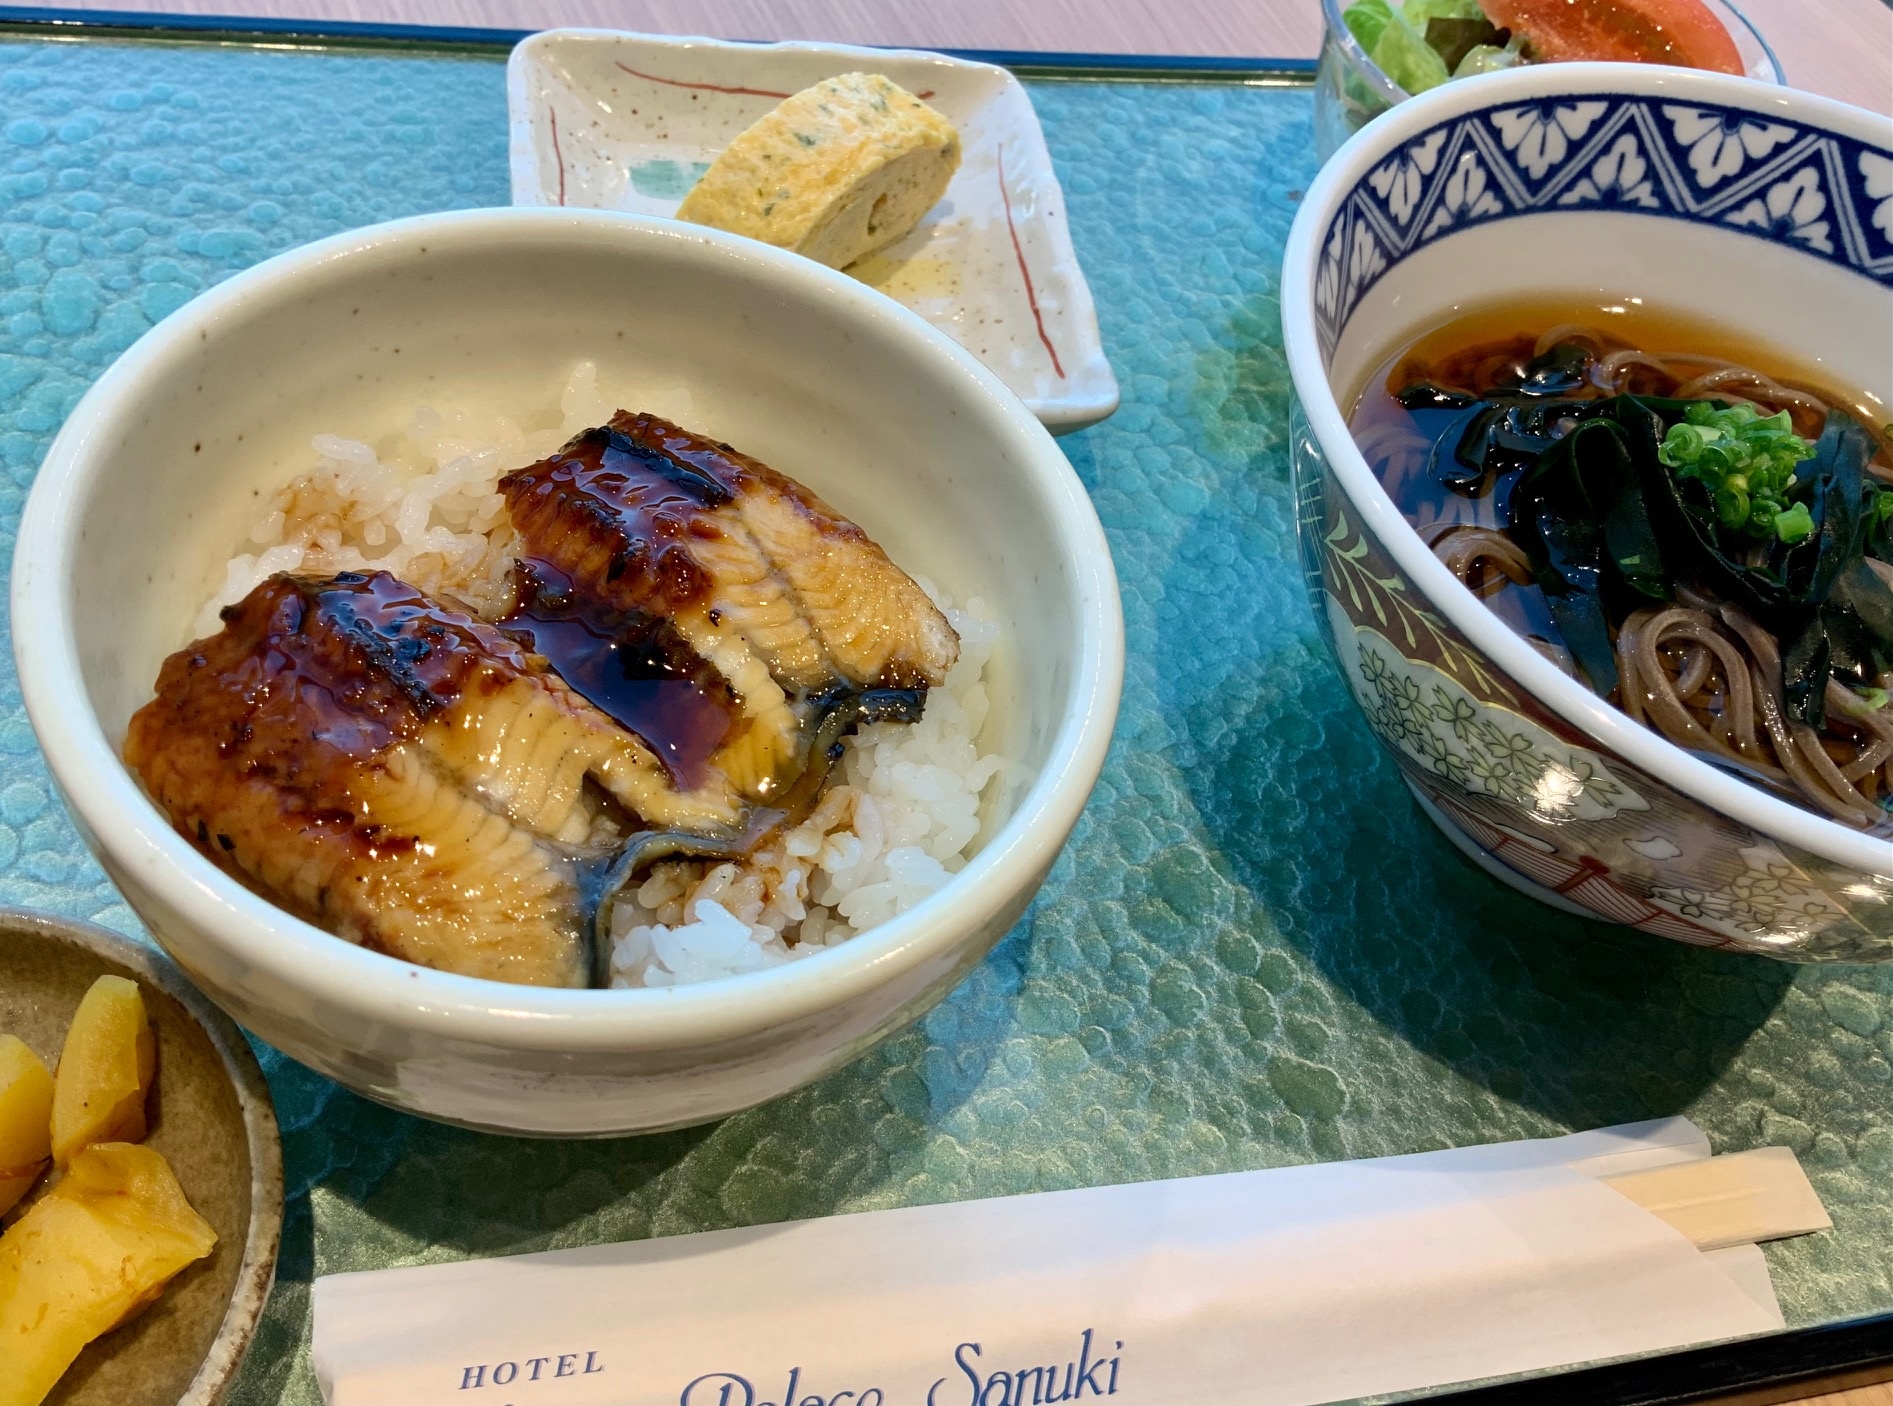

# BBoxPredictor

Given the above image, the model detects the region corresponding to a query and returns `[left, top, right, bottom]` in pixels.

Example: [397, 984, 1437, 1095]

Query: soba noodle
[1429, 525, 1532, 597]
[1355, 307, 1893, 833]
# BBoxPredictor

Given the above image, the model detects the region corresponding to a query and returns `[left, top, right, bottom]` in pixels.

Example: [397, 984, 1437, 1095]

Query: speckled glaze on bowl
[0, 908, 282, 1404]
[507, 30, 1121, 432]
[1283, 64, 1893, 959]
[12, 209, 1123, 1134]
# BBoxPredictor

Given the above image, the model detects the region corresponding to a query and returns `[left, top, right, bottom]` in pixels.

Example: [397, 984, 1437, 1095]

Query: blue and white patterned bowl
[1281, 64, 1893, 960]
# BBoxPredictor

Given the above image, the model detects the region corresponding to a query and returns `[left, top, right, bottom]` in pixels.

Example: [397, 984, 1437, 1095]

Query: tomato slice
[1480, 0, 1746, 74]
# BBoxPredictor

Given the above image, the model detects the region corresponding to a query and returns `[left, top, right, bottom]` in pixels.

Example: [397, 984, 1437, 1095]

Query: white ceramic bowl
[1282, 64, 1893, 959]
[13, 208, 1124, 1134]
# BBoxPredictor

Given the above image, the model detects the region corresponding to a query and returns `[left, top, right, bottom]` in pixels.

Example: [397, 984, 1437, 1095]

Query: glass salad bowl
[1314, 0, 1785, 159]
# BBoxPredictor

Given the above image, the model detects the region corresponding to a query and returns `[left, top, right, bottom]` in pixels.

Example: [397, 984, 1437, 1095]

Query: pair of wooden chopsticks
[1602, 1148, 1831, 1251]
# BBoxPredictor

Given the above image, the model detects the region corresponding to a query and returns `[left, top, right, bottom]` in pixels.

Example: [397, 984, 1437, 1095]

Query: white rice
[608, 591, 999, 987]
[196, 363, 1008, 988]
[193, 363, 638, 635]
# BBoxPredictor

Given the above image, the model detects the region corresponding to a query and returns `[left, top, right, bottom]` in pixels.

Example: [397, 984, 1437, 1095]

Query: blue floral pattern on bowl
[1294, 409, 1893, 960]
[1293, 83, 1893, 960]
[1314, 94, 1893, 360]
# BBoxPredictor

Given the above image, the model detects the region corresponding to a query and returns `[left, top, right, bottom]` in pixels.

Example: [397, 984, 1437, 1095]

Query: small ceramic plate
[0, 909, 282, 1406]
[506, 30, 1120, 432]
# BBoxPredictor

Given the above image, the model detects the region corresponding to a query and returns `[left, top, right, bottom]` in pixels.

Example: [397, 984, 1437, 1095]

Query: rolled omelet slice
[675, 72, 961, 271]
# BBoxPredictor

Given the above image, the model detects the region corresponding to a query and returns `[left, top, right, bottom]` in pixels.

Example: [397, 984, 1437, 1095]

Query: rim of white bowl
[1316, 0, 1786, 102]
[12, 208, 1126, 1049]
[1281, 62, 1893, 880]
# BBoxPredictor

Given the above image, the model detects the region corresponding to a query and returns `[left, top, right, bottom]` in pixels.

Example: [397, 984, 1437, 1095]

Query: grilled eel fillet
[128, 414, 961, 987]
[500, 411, 960, 802]
[125, 571, 739, 987]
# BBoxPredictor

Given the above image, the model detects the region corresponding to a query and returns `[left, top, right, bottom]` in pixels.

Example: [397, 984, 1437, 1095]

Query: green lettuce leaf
[1454, 34, 1528, 77]
[1424, 16, 1502, 71]
[1342, 0, 1395, 53]
[1402, 0, 1486, 22]
[1372, 5, 1452, 92]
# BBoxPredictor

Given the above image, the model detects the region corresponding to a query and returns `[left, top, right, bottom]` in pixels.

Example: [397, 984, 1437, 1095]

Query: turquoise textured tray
[2, 32, 1892, 1404]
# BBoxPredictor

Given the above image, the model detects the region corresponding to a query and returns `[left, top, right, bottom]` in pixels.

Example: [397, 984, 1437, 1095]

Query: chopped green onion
[1867, 486, 1893, 533]
[1772, 502, 1815, 544]
[1658, 403, 1817, 542]
[1838, 685, 1891, 717]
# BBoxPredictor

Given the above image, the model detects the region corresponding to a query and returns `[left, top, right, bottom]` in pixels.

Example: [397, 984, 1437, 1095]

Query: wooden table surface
[16, 0, 1893, 113]
[1767, 1384, 1893, 1406]
[5, 0, 1892, 1403]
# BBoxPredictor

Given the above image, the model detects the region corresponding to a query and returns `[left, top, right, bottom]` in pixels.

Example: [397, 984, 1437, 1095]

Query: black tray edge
[0, 5, 1319, 82]
[1, 10, 1886, 1403]
[1424, 1313, 1893, 1405]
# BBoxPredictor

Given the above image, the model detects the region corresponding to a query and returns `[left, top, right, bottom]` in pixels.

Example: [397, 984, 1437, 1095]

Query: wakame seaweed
[1399, 385, 1593, 491]
[1508, 405, 1672, 694]
[1410, 343, 1893, 726]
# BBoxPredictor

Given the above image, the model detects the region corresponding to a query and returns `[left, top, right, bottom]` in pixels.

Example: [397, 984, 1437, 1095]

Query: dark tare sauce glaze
[124, 571, 530, 863]
[498, 419, 736, 615]
[501, 560, 738, 791]
[223, 570, 527, 763]
[497, 421, 769, 789]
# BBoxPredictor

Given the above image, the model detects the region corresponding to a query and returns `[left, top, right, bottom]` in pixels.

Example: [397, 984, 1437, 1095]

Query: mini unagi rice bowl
[15, 210, 1123, 1133]
[191, 362, 1010, 990]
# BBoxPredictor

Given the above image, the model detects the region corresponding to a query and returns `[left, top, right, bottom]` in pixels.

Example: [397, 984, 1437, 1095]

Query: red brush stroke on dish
[614, 62, 792, 99]
[997, 146, 1065, 381]
[548, 105, 567, 206]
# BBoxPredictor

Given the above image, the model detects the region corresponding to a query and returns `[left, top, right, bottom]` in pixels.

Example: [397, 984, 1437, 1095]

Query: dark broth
[1349, 299, 1890, 658]
[1351, 298, 1888, 503]
[1346, 298, 1893, 830]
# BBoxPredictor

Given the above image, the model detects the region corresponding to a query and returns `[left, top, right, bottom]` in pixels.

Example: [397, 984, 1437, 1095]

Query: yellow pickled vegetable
[49, 976, 154, 1167]
[0, 1037, 54, 1217]
[0, 1142, 216, 1406]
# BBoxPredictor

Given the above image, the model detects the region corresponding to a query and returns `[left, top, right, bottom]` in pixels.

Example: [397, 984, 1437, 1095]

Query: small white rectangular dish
[506, 30, 1119, 432]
